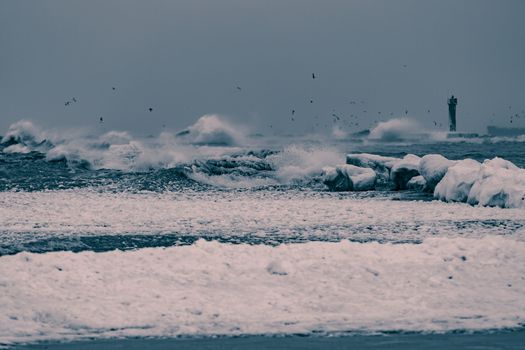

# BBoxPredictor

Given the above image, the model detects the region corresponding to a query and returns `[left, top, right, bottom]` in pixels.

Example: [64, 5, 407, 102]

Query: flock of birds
[243, 71, 447, 132]
[64, 86, 154, 125]
[62, 71, 524, 134]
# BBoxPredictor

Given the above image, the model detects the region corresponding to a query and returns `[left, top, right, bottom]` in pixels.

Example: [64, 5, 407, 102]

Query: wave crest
[369, 118, 422, 142]
[176, 114, 245, 146]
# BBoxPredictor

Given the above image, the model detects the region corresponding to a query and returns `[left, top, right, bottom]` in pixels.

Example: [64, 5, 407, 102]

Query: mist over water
[2, 117, 525, 192]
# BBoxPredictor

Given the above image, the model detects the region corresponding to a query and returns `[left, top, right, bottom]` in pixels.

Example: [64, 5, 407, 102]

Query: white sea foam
[1, 236, 524, 345]
[0, 189, 523, 242]
[0, 120, 45, 146]
[175, 114, 246, 146]
[268, 145, 344, 183]
[368, 118, 422, 142]
[0, 119, 247, 171]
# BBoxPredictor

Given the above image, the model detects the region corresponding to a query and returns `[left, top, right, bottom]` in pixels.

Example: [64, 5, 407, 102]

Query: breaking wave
[368, 118, 423, 142]
[175, 114, 245, 146]
[1, 119, 525, 198]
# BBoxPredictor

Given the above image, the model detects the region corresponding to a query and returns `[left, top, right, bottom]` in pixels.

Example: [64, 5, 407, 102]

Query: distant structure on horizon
[448, 95, 458, 132]
[487, 125, 525, 137]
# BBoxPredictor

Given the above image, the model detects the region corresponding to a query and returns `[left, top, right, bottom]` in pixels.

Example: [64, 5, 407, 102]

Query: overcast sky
[1, 0, 524, 136]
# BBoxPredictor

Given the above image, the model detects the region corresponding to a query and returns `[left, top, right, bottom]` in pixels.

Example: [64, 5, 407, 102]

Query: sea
[1, 119, 524, 348]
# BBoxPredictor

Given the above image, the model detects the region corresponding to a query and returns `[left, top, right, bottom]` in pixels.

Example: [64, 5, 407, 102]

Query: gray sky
[1, 0, 524, 135]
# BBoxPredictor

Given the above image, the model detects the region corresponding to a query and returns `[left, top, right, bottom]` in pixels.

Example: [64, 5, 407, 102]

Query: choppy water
[1, 120, 525, 346]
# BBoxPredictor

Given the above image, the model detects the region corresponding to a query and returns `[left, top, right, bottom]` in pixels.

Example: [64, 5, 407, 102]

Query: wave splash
[1, 116, 248, 169]
[2, 119, 525, 203]
[0, 119, 346, 189]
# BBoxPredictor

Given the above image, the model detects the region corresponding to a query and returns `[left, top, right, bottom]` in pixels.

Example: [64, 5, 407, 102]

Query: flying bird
[99, 117, 104, 123]
[312, 73, 316, 79]
[64, 101, 70, 106]
[148, 107, 153, 112]
[112, 87, 116, 91]
[292, 109, 295, 115]
[236, 86, 242, 91]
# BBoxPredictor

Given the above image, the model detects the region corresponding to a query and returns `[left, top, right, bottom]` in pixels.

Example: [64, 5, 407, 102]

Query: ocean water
[1, 120, 525, 346]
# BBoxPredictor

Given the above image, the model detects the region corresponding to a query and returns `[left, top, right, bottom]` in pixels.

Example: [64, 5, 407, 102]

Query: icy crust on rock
[1, 236, 524, 345]
[343, 153, 525, 208]
[345, 153, 398, 171]
[407, 175, 426, 191]
[435, 158, 525, 208]
[322, 164, 376, 191]
[434, 159, 482, 203]
[467, 158, 525, 208]
[390, 154, 421, 190]
[419, 154, 456, 191]
[346, 153, 422, 189]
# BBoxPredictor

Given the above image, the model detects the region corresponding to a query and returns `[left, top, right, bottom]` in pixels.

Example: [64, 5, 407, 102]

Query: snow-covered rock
[322, 164, 376, 191]
[466, 158, 525, 208]
[346, 153, 398, 172]
[419, 154, 456, 191]
[407, 175, 426, 191]
[390, 154, 421, 190]
[434, 159, 481, 203]
[435, 157, 525, 208]
[346, 153, 398, 184]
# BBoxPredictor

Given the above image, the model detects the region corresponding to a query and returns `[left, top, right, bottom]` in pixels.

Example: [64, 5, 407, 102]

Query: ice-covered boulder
[434, 159, 481, 203]
[346, 153, 398, 172]
[466, 158, 525, 208]
[390, 154, 421, 190]
[407, 175, 426, 191]
[322, 164, 376, 191]
[346, 153, 398, 183]
[419, 154, 456, 191]
[434, 157, 525, 208]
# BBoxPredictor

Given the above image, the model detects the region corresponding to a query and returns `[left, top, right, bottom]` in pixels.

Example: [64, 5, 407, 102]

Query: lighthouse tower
[448, 95, 458, 132]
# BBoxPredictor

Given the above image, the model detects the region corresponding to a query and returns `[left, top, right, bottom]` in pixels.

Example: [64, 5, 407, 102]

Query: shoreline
[14, 330, 525, 350]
